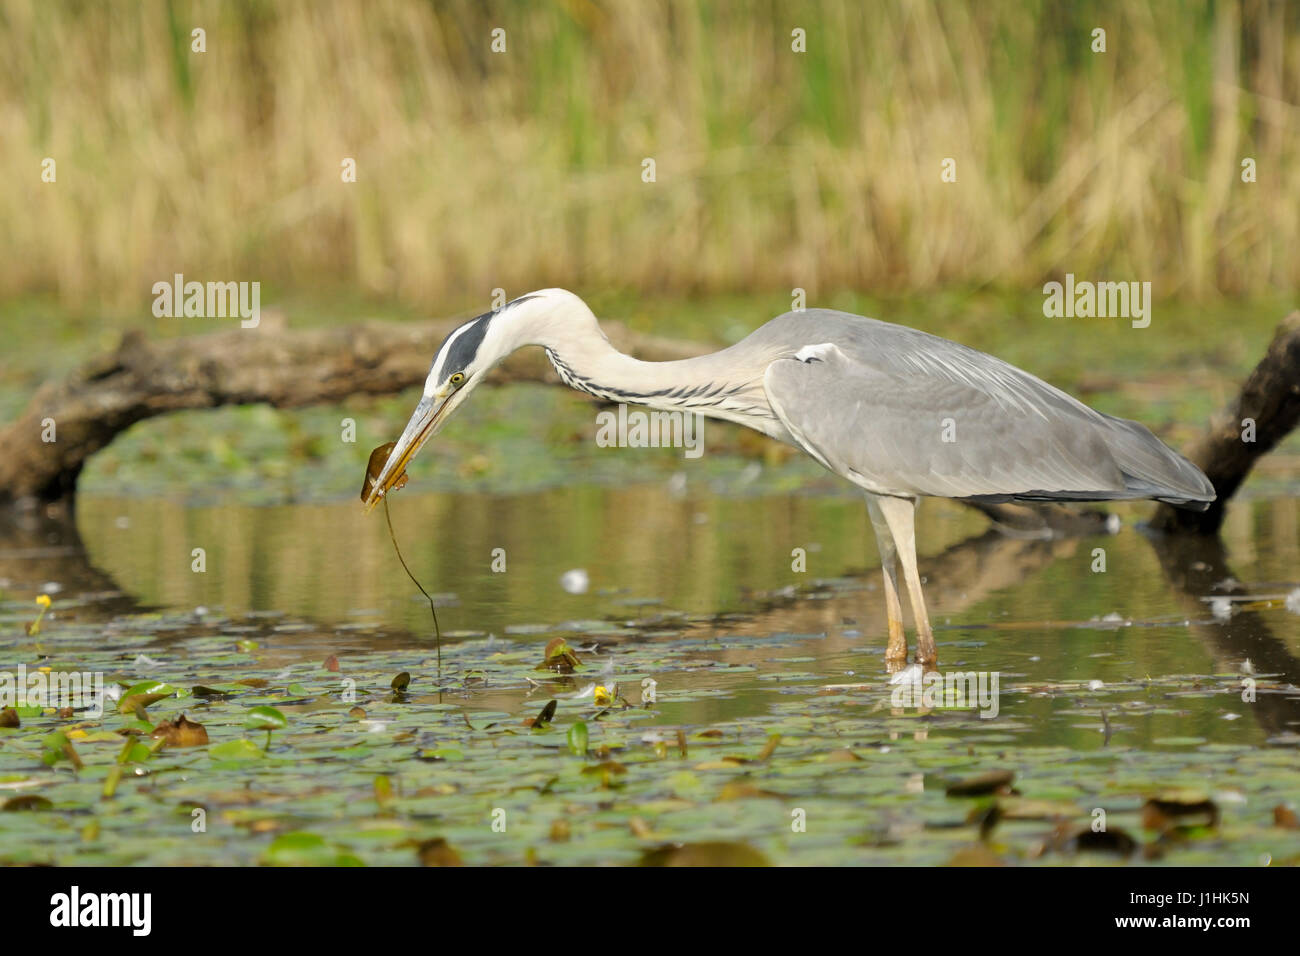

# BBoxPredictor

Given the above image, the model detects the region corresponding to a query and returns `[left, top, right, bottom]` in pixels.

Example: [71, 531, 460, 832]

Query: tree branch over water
[1150, 311, 1300, 535]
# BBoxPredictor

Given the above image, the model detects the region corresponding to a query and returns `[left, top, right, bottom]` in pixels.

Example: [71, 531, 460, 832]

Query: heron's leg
[874, 495, 938, 667]
[865, 496, 908, 667]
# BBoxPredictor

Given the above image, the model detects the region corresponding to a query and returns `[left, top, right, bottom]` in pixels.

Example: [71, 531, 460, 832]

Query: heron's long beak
[362, 393, 452, 511]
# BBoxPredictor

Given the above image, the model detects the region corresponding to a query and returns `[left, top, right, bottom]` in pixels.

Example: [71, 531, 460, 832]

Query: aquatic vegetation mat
[1, 602, 1298, 866]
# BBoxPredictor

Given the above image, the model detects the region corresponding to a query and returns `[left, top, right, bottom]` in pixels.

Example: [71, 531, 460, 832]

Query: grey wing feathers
[759, 311, 1215, 510]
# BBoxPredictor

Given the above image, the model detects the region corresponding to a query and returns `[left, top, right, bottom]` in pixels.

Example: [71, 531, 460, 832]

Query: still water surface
[9, 484, 1295, 750]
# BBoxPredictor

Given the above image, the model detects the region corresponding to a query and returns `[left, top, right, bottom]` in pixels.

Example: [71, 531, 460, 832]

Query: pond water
[1, 477, 1297, 865]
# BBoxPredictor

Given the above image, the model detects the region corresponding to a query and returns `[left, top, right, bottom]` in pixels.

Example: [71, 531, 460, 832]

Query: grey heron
[363, 289, 1214, 668]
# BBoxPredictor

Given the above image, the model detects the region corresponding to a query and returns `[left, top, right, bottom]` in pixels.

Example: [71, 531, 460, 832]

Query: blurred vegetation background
[2, 0, 1298, 503]
[2, 0, 1297, 316]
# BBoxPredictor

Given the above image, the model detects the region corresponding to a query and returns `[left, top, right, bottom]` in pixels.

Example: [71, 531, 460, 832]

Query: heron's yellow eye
[449, 372, 465, 386]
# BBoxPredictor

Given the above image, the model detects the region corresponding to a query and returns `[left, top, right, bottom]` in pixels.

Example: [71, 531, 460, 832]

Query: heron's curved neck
[501, 291, 779, 430]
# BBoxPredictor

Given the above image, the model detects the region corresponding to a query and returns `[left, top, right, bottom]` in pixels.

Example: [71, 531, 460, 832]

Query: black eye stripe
[435, 315, 491, 385]
[432, 294, 539, 385]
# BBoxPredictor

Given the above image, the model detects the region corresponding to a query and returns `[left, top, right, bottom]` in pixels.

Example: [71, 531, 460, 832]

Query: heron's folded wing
[762, 344, 1136, 501]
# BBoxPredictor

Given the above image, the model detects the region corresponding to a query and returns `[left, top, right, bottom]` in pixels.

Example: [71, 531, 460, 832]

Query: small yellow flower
[26, 595, 52, 637]
[593, 685, 612, 707]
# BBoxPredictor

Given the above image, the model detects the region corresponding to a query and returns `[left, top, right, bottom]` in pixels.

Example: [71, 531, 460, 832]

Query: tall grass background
[2, 0, 1297, 312]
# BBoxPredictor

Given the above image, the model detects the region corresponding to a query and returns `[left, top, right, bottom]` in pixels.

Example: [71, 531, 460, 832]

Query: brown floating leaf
[1274, 805, 1300, 829]
[361, 442, 407, 502]
[580, 759, 627, 777]
[523, 699, 558, 728]
[580, 760, 627, 788]
[716, 781, 784, 801]
[825, 749, 860, 763]
[945, 845, 1007, 867]
[945, 770, 1016, 797]
[1141, 793, 1220, 832]
[416, 837, 463, 867]
[150, 713, 209, 748]
[191, 686, 232, 700]
[323, 655, 339, 673]
[694, 758, 747, 770]
[640, 841, 771, 867]
[117, 693, 169, 716]
[1047, 822, 1139, 856]
[536, 638, 581, 673]
[3, 794, 54, 812]
[0, 707, 19, 728]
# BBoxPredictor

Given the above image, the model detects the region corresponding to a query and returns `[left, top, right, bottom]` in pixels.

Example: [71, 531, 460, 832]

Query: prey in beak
[361, 393, 452, 510]
[360, 442, 406, 505]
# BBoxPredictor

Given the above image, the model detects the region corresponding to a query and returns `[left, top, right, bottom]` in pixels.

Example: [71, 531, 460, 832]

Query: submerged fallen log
[1, 311, 1295, 535]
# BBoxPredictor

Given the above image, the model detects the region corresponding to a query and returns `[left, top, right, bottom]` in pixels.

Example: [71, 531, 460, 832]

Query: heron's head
[362, 289, 592, 508]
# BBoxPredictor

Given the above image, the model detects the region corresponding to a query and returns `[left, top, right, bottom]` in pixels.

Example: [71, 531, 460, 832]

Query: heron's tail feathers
[1102, 415, 1215, 511]
[961, 415, 1215, 511]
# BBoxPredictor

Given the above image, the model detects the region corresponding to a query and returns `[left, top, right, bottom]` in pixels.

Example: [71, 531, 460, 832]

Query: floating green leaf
[210, 738, 265, 761]
[567, 720, 589, 757]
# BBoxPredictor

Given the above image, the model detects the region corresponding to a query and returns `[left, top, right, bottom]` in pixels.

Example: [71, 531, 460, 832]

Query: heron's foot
[884, 621, 908, 673]
[915, 630, 938, 671]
